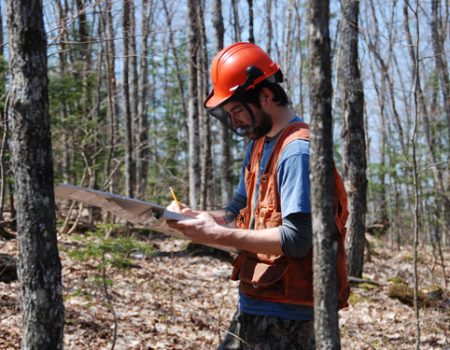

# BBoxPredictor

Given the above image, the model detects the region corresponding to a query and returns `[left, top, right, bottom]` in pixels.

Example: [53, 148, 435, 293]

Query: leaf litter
[1, 233, 449, 349]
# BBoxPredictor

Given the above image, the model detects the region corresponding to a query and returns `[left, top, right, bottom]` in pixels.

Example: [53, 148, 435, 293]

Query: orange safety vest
[231, 122, 350, 309]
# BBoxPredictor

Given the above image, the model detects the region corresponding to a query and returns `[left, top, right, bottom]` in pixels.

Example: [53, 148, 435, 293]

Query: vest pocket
[239, 255, 289, 297]
[255, 207, 281, 229]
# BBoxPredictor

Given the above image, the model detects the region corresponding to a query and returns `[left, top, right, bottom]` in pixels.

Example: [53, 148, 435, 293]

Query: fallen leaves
[0, 234, 449, 349]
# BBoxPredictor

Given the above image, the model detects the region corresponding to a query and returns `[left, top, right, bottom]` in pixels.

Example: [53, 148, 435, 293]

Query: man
[168, 42, 349, 350]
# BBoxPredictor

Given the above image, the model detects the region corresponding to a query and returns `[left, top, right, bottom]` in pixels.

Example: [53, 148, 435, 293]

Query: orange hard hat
[204, 42, 282, 109]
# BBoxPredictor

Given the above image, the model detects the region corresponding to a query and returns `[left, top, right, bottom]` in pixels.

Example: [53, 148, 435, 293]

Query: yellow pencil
[169, 187, 179, 204]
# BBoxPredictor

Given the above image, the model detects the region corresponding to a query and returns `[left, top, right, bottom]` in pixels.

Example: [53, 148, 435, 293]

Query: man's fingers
[167, 218, 201, 229]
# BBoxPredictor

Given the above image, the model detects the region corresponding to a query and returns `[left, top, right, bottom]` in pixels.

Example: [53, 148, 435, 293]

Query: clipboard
[54, 184, 234, 252]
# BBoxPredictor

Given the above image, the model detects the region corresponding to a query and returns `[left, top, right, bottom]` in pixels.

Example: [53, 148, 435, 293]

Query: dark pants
[218, 309, 315, 350]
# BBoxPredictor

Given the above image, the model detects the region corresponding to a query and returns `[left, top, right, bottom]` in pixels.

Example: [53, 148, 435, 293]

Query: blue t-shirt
[230, 118, 310, 217]
[227, 116, 313, 321]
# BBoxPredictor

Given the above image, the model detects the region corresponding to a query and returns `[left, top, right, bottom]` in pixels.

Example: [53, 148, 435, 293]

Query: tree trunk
[431, 0, 450, 152]
[56, 0, 72, 186]
[136, 0, 152, 199]
[247, 0, 254, 43]
[0, 0, 7, 219]
[368, 57, 390, 237]
[163, 1, 188, 120]
[265, 0, 273, 56]
[77, 0, 98, 200]
[307, 0, 341, 348]
[231, 0, 241, 42]
[188, 0, 200, 208]
[282, 0, 295, 97]
[7, 0, 64, 348]
[128, 0, 140, 197]
[102, 0, 120, 195]
[339, 0, 367, 279]
[213, 0, 233, 207]
[431, 0, 450, 246]
[122, 0, 135, 198]
[196, 1, 214, 210]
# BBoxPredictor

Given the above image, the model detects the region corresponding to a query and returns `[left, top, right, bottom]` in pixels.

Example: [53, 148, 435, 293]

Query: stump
[0, 254, 18, 283]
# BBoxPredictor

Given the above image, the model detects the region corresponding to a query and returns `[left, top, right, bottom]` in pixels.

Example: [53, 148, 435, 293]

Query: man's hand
[167, 212, 226, 246]
[167, 200, 202, 218]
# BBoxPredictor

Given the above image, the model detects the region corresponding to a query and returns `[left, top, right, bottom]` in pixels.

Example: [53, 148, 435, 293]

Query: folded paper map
[54, 184, 234, 252]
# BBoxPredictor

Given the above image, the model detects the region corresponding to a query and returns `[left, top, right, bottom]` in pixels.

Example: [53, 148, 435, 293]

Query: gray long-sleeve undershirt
[226, 194, 312, 258]
[280, 212, 312, 258]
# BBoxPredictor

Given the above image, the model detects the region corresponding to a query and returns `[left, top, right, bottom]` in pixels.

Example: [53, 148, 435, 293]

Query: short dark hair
[241, 80, 289, 107]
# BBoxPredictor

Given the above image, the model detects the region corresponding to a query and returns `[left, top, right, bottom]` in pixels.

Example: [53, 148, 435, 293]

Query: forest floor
[1, 228, 449, 350]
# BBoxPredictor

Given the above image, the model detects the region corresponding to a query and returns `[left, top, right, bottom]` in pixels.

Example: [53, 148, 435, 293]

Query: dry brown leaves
[1, 234, 449, 349]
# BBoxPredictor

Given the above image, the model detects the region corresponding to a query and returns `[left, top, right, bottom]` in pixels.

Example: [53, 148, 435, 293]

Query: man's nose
[230, 112, 241, 128]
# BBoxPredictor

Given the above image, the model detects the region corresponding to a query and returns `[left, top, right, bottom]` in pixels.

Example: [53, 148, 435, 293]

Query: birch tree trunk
[308, 0, 341, 348]
[7, 0, 64, 348]
[339, 0, 367, 278]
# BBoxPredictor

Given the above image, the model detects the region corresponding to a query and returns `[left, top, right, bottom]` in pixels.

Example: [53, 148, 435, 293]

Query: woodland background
[0, 0, 447, 245]
[0, 0, 449, 349]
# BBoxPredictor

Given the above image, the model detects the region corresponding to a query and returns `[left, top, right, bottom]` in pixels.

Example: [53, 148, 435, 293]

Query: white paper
[54, 184, 234, 252]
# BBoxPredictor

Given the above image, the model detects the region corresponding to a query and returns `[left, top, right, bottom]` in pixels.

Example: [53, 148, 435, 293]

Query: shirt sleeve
[277, 139, 311, 218]
[225, 191, 247, 217]
[280, 213, 312, 258]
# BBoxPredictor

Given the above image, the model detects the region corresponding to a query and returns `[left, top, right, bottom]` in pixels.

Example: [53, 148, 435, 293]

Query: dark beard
[248, 110, 273, 140]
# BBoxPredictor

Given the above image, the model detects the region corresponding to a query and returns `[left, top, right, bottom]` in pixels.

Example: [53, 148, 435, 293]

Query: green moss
[401, 252, 413, 263]
[348, 292, 368, 305]
[401, 252, 425, 264]
[387, 282, 438, 307]
[359, 283, 380, 291]
[387, 276, 407, 284]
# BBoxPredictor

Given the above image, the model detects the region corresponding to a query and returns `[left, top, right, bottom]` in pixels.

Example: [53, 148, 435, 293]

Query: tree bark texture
[430, 0, 450, 245]
[247, 0, 255, 43]
[339, 0, 367, 278]
[431, 0, 450, 150]
[102, 0, 120, 193]
[196, 1, 214, 210]
[188, 0, 200, 208]
[213, 0, 233, 207]
[308, 0, 341, 348]
[265, 0, 273, 56]
[122, 0, 135, 198]
[136, 0, 151, 199]
[7, 0, 65, 348]
[231, 0, 241, 42]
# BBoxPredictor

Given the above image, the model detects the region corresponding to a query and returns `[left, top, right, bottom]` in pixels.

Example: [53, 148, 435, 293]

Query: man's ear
[259, 87, 274, 108]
